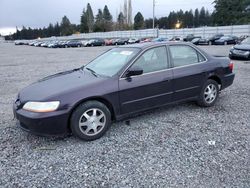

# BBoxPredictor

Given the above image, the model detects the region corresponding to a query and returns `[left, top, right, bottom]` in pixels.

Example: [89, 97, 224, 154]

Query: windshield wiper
[86, 67, 98, 77]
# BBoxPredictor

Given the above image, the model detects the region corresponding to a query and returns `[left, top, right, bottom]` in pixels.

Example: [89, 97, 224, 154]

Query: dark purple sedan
[13, 42, 235, 141]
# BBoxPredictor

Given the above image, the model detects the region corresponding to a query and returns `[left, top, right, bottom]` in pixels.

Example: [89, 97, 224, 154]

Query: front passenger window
[131, 46, 168, 74]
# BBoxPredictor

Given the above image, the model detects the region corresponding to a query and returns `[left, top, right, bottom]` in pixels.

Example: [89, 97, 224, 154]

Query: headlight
[23, 101, 60, 112]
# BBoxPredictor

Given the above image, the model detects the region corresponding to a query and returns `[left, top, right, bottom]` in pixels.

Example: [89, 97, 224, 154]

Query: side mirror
[126, 66, 143, 77]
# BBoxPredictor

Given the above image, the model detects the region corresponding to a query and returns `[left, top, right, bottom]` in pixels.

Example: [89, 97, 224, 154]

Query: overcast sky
[0, 0, 214, 35]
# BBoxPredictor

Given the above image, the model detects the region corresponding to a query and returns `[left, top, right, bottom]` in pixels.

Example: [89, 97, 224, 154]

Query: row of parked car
[15, 34, 249, 48]
[15, 38, 141, 48]
[184, 34, 249, 46]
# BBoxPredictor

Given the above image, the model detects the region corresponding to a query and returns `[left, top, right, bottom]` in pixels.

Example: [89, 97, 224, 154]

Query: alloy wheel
[78, 108, 106, 136]
[204, 84, 217, 104]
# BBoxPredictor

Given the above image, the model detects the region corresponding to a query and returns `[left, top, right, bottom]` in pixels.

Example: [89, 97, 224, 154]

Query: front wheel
[70, 101, 111, 141]
[197, 79, 219, 107]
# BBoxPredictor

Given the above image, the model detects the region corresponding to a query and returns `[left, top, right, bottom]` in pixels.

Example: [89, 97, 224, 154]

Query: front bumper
[229, 49, 250, 59]
[13, 104, 71, 136]
[221, 73, 235, 90]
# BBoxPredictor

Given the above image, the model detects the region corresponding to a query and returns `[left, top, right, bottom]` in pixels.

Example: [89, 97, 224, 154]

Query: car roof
[121, 41, 190, 49]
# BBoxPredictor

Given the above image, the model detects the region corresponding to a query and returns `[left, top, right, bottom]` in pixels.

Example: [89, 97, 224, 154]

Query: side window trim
[120, 45, 170, 78]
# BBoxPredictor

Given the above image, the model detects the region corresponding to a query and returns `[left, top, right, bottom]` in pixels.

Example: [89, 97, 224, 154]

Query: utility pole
[153, 0, 155, 29]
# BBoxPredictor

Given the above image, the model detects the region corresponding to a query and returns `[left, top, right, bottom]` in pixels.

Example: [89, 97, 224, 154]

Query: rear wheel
[197, 79, 219, 107]
[70, 101, 111, 141]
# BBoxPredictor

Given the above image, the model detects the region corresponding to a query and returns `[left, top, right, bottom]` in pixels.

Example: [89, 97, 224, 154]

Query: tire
[77, 44, 80, 48]
[70, 101, 111, 141]
[91, 44, 94, 47]
[197, 79, 219, 107]
[224, 41, 227, 45]
[209, 41, 212, 45]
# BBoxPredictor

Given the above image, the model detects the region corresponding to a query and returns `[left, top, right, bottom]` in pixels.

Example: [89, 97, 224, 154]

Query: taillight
[229, 62, 234, 71]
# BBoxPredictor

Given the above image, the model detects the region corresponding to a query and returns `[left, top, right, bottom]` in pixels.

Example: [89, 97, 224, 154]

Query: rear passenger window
[169, 45, 205, 67]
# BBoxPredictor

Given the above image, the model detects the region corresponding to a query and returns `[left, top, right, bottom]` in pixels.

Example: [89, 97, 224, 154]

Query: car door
[169, 44, 207, 101]
[119, 46, 173, 115]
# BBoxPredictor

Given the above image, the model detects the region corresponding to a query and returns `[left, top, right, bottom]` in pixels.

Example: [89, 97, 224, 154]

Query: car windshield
[241, 37, 250, 44]
[84, 48, 140, 77]
[220, 37, 230, 40]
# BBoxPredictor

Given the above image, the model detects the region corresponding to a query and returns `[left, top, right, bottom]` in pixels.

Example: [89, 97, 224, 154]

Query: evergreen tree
[54, 22, 60, 36]
[194, 8, 200, 27]
[60, 16, 73, 36]
[188, 10, 194, 27]
[47, 23, 54, 37]
[168, 11, 178, 29]
[80, 9, 89, 33]
[177, 9, 184, 23]
[94, 9, 104, 32]
[134, 12, 144, 30]
[158, 17, 168, 29]
[86, 3, 94, 32]
[117, 12, 125, 30]
[183, 11, 190, 28]
[145, 18, 153, 29]
[199, 7, 206, 26]
[213, 0, 250, 25]
[103, 5, 113, 32]
[205, 10, 211, 26]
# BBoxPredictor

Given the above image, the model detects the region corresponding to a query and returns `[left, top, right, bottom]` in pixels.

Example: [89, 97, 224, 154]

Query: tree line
[5, 0, 250, 40]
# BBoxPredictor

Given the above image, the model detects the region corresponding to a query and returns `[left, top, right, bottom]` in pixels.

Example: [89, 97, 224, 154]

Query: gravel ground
[0, 43, 249, 187]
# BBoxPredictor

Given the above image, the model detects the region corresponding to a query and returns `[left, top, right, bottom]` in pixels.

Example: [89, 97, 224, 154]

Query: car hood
[234, 44, 250, 50]
[19, 68, 107, 102]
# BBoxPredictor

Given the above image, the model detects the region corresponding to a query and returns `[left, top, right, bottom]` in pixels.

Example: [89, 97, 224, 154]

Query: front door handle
[162, 78, 171, 82]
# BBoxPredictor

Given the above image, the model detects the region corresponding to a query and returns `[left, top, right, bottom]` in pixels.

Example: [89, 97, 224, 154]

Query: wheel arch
[67, 97, 116, 131]
[207, 75, 222, 88]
